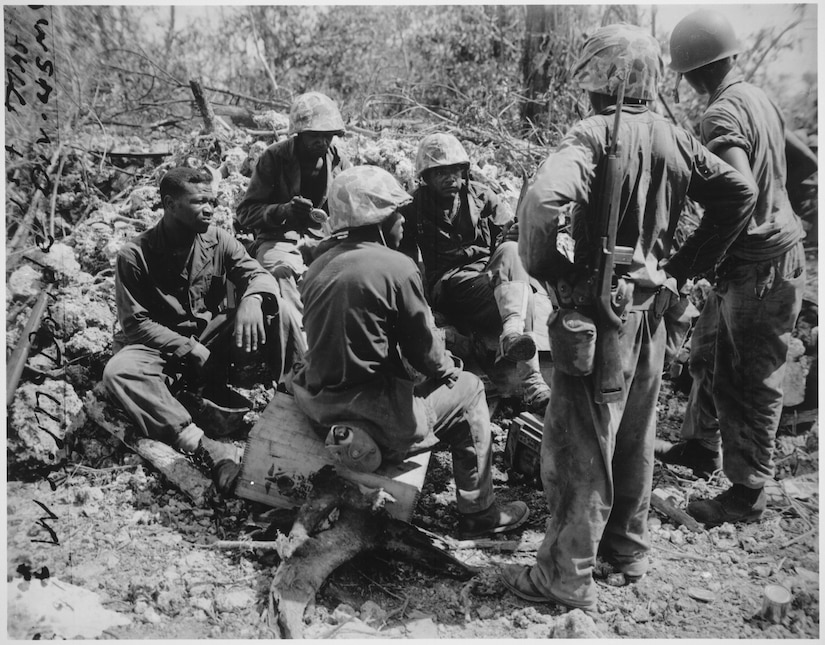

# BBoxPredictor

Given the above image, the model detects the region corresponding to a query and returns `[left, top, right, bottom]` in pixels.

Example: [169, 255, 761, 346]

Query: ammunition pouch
[547, 308, 597, 376]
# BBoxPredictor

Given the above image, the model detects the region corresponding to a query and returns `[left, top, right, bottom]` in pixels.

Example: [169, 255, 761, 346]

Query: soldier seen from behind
[656, 9, 817, 526]
[499, 24, 757, 612]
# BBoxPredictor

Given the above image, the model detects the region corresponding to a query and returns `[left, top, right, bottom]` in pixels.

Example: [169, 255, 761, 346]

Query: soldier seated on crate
[397, 133, 550, 415]
[290, 165, 530, 540]
[103, 166, 289, 495]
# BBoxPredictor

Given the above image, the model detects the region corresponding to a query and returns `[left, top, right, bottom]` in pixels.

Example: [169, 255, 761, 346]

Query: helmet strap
[672, 73, 682, 104]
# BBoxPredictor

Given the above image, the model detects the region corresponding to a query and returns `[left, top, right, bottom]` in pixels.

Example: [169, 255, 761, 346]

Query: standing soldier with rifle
[500, 24, 757, 611]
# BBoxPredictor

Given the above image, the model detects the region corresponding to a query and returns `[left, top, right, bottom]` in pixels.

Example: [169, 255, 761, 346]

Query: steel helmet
[669, 10, 741, 73]
[572, 24, 663, 101]
[328, 165, 412, 232]
[415, 133, 470, 177]
[287, 91, 345, 135]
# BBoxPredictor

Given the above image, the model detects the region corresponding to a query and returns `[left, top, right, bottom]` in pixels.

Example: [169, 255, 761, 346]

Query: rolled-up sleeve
[701, 104, 752, 157]
[663, 140, 757, 283]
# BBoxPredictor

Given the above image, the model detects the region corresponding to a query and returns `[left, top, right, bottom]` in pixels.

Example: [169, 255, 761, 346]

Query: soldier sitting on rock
[235, 92, 352, 385]
[104, 166, 285, 494]
[397, 133, 551, 415]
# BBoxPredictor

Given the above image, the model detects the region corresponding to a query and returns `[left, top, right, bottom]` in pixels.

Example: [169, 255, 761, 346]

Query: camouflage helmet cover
[415, 133, 470, 177]
[288, 91, 345, 135]
[571, 24, 663, 101]
[328, 165, 412, 232]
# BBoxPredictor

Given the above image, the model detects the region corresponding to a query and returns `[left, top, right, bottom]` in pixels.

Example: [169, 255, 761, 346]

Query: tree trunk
[520, 5, 556, 130]
[269, 466, 474, 638]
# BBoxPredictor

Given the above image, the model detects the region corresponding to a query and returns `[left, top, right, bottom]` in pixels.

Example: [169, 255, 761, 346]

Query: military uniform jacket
[235, 136, 351, 246]
[292, 239, 459, 457]
[114, 221, 279, 357]
[517, 105, 757, 289]
[399, 179, 513, 295]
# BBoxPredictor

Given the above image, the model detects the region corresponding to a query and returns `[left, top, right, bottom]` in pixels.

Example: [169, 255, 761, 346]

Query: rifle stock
[592, 80, 627, 405]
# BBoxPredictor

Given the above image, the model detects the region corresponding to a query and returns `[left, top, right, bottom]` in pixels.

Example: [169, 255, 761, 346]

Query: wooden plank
[235, 392, 430, 521]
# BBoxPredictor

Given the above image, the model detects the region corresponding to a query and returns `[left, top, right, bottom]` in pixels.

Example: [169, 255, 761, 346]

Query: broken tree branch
[189, 78, 217, 134]
[650, 489, 704, 533]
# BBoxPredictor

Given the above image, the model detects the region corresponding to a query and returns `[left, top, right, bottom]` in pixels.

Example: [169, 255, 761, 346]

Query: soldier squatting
[103, 12, 816, 611]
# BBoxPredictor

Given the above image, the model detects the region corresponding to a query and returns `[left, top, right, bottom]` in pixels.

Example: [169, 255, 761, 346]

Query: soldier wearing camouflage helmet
[500, 24, 756, 610]
[398, 132, 551, 415]
[655, 10, 817, 528]
[236, 92, 351, 387]
[292, 165, 530, 540]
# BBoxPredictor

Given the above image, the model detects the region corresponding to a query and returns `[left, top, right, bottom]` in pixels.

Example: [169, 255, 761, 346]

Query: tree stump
[268, 466, 474, 638]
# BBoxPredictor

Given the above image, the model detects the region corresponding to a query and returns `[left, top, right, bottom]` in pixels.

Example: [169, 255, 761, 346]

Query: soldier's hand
[234, 295, 266, 352]
[284, 196, 314, 229]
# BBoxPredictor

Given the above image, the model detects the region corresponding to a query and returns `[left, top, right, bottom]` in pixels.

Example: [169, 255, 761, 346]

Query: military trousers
[682, 243, 805, 487]
[435, 241, 534, 334]
[529, 310, 665, 609]
[416, 371, 495, 514]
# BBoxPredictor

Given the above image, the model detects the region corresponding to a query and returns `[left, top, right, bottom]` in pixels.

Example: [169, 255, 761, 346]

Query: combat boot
[654, 438, 721, 479]
[494, 282, 537, 362]
[193, 436, 242, 496]
[457, 501, 529, 540]
[517, 348, 551, 416]
[687, 484, 766, 527]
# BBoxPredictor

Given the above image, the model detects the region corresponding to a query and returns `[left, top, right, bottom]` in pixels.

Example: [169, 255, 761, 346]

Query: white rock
[548, 609, 603, 638]
[476, 604, 494, 619]
[360, 600, 387, 625]
[143, 606, 162, 624]
[7, 577, 131, 638]
[215, 588, 254, 612]
[8, 264, 43, 298]
[332, 603, 358, 623]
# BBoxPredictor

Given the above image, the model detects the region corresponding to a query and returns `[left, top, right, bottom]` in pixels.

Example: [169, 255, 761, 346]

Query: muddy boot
[654, 438, 721, 479]
[518, 349, 550, 416]
[193, 436, 241, 496]
[687, 484, 766, 527]
[457, 500, 529, 540]
[494, 282, 536, 363]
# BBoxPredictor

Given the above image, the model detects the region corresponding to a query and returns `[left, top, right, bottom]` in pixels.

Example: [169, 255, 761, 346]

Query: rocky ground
[6, 124, 819, 639]
[6, 377, 819, 639]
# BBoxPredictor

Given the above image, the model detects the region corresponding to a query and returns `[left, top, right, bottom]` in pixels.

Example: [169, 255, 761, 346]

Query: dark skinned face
[164, 183, 216, 234]
[297, 131, 335, 160]
[423, 164, 466, 200]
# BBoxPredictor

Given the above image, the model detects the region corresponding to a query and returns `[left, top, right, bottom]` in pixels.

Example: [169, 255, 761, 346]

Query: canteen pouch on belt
[547, 308, 597, 376]
[324, 422, 383, 473]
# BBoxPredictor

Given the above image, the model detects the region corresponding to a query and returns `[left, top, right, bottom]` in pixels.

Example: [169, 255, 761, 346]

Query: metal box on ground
[504, 412, 544, 489]
[235, 391, 430, 521]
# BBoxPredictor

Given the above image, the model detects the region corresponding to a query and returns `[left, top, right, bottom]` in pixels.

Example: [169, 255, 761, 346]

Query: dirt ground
[6, 370, 819, 639]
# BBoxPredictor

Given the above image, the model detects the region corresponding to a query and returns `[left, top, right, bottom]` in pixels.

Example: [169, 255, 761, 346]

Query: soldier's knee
[102, 352, 125, 388]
